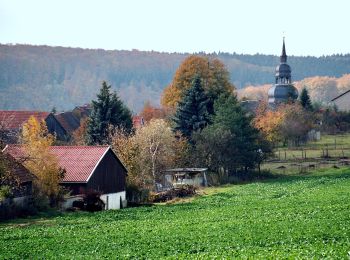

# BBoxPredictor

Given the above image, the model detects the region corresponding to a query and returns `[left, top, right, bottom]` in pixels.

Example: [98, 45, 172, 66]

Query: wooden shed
[4, 145, 128, 210]
[163, 168, 208, 188]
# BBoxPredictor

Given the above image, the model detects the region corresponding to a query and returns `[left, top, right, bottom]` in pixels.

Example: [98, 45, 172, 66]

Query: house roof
[331, 89, 350, 102]
[0, 111, 50, 130]
[0, 150, 35, 184]
[4, 145, 127, 183]
[55, 112, 80, 134]
[50, 146, 112, 183]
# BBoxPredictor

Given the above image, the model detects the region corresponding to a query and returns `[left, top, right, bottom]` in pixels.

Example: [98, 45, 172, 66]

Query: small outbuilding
[163, 168, 208, 188]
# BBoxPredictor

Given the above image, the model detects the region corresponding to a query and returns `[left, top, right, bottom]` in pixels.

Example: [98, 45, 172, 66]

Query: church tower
[268, 38, 298, 105]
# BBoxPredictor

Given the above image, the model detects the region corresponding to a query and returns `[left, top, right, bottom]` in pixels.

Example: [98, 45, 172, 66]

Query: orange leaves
[140, 101, 168, 123]
[254, 107, 286, 143]
[161, 55, 234, 109]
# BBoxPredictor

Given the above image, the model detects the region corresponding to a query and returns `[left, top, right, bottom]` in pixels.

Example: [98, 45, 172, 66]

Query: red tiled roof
[0, 151, 35, 184]
[55, 112, 80, 134]
[50, 146, 110, 182]
[4, 145, 117, 183]
[0, 111, 50, 130]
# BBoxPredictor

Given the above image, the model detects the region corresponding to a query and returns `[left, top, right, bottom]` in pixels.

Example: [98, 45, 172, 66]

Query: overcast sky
[1, 0, 349, 56]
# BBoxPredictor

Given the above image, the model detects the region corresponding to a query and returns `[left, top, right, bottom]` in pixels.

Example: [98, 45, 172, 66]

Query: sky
[0, 0, 349, 56]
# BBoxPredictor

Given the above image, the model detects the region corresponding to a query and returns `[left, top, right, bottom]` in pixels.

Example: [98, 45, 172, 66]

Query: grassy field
[1, 168, 350, 259]
[263, 134, 350, 175]
[273, 134, 350, 161]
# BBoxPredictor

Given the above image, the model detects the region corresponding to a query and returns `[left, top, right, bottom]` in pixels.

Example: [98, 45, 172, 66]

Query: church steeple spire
[268, 37, 298, 106]
[280, 37, 287, 63]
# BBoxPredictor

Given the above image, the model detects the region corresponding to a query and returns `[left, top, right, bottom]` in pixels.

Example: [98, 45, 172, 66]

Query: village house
[4, 145, 128, 210]
[0, 151, 35, 206]
[0, 110, 67, 143]
[55, 111, 81, 136]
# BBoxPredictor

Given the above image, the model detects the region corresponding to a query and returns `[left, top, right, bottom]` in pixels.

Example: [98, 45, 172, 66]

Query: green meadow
[1, 168, 350, 259]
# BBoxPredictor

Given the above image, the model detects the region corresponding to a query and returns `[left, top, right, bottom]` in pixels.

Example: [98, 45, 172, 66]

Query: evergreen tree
[172, 76, 210, 140]
[86, 81, 132, 145]
[300, 87, 313, 111]
[194, 94, 267, 174]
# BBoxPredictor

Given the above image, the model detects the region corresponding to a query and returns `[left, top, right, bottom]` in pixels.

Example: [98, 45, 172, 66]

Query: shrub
[82, 190, 105, 212]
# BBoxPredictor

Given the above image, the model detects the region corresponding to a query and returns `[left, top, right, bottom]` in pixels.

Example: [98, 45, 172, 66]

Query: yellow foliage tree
[135, 119, 175, 189]
[111, 120, 179, 192]
[110, 127, 142, 188]
[21, 116, 64, 206]
[161, 55, 235, 110]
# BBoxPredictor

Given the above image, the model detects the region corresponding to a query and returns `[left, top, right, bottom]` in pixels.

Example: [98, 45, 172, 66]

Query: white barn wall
[100, 191, 126, 210]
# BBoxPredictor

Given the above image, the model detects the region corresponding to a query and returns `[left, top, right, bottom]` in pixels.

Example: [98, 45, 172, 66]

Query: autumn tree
[21, 116, 65, 206]
[111, 120, 189, 196]
[172, 76, 210, 141]
[140, 101, 167, 123]
[161, 55, 235, 113]
[254, 103, 286, 145]
[72, 117, 88, 145]
[134, 119, 175, 190]
[86, 81, 133, 145]
[254, 103, 315, 146]
[110, 127, 142, 188]
[279, 104, 315, 146]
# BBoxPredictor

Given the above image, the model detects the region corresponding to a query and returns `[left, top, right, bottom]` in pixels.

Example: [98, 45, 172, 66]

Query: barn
[0, 110, 67, 143]
[4, 145, 128, 210]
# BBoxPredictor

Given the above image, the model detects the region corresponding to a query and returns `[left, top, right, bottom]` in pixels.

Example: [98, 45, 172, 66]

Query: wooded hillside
[1, 44, 350, 112]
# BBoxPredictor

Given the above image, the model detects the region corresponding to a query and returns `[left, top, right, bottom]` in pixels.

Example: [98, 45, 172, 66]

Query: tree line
[1, 44, 350, 112]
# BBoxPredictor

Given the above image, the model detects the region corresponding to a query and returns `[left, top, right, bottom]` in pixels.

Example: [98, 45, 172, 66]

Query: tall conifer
[86, 81, 132, 145]
[172, 76, 210, 141]
[300, 87, 313, 111]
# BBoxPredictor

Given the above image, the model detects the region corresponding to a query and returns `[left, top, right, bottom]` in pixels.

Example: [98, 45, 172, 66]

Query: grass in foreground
[1, 168, 350, 259]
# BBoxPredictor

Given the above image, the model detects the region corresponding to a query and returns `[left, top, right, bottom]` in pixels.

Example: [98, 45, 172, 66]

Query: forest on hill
[1, 44, 350, 112]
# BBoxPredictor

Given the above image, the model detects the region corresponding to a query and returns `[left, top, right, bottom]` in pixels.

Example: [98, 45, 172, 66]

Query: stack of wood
[151, 185, 196, 203]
